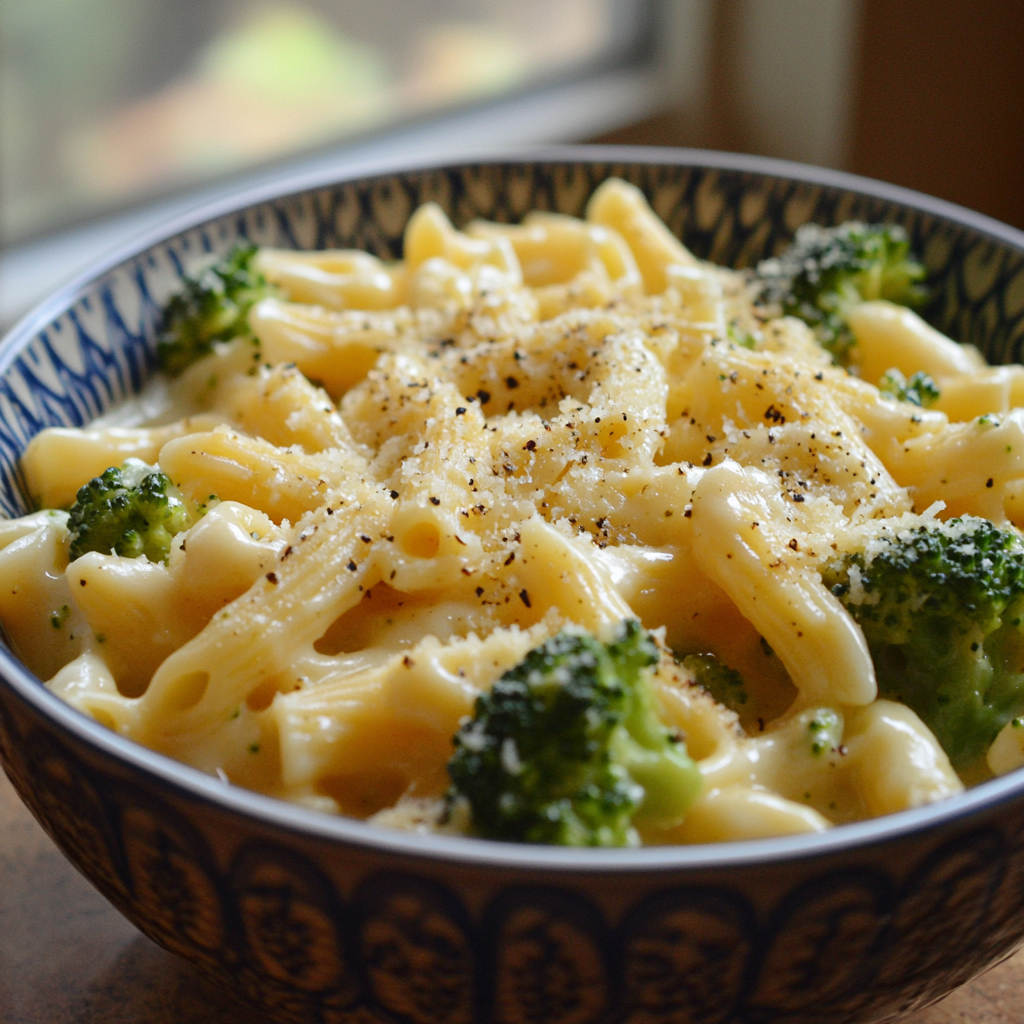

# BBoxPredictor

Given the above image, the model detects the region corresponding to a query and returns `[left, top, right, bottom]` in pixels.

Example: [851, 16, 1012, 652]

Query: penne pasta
[13, 179, 1024, 846]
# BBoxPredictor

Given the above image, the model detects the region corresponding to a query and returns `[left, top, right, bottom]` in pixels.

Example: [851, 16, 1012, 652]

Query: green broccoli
[682, 653, 748, 713]
[446, 620, 701, 846]
[68, 459, 195, 564]
[878, 367, 941, 408]
[756, 222, 927, 364]
[727, 320, 758, 350]
[157, 245, 272, 376]
[822, 516, 1024, 773]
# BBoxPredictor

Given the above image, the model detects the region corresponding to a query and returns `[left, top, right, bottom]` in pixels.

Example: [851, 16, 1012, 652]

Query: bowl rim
[7, 143, 1024, 354]
[4, 143, 1024, 874]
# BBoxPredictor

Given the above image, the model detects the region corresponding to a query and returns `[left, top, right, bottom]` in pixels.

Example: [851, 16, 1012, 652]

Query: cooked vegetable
[823, 516, 1024, 772]
[682, 652, 748, 714]
[157, 245, 272, 375]
[756, 222, 927, 364]
[68, 459, 195, 564]
[446, 620, 701, 846]
[878, 367, 941, 407]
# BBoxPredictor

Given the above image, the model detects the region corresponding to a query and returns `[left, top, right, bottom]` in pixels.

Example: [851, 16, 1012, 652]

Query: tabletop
[1, 769, 1022, 1024]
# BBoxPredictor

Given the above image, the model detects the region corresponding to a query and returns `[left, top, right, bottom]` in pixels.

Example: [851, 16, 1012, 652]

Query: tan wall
[850, 0, 1024, 229]
[593, 0, 1024, 230]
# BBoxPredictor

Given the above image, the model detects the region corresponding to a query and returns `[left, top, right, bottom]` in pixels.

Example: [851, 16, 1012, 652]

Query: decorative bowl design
[2, 148, 1024, 1024]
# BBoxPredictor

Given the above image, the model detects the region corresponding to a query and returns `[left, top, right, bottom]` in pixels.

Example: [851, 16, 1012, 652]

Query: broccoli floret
[756, 222, 927, 364]
[878, 367, 941, 408]
[822, 516, 1024, 773]
[446, 620, 701, 846]
[682, 653, 748, 713]
[157, 245, 272, 376]
[68, 459, 194, 564]
[727, 320, 758, 350]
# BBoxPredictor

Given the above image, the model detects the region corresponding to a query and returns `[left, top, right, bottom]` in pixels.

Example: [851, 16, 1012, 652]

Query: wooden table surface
[2, 768, 1022, 1024]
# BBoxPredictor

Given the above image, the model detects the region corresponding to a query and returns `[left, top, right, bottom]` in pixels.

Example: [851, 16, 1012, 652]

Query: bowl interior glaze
[2, 148, 1024, 1024]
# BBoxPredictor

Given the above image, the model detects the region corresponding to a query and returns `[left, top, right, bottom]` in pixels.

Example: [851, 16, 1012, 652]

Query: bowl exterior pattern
[2, 153, 1024, 1024]
[5, 675, 1024, 1024]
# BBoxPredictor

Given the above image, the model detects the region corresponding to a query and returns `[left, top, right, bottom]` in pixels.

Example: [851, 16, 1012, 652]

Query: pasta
[5, 177, 1022, 845]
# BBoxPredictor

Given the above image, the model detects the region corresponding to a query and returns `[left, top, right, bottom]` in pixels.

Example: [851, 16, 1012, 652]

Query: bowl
[2, 147, 1024, 1024]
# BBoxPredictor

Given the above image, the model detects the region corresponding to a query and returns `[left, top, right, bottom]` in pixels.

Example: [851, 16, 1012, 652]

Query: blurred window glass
[0, 0, 649, 246]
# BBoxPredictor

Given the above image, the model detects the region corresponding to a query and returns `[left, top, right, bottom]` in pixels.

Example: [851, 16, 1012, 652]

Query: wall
[595, 0, 1024, 230]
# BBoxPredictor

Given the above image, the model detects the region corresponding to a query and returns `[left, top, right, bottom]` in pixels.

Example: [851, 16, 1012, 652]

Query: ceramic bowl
[2, 148, 1024, 1024]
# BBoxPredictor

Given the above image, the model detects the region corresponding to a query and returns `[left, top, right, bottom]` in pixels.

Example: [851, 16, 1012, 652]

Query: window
[1, 0, 652, 248]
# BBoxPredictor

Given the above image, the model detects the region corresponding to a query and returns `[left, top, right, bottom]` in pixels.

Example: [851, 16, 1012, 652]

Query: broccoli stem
[824, 515, 1024, 774]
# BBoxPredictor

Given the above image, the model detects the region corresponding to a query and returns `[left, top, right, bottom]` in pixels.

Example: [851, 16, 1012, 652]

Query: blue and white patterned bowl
[2, 148, 1024, 1024]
